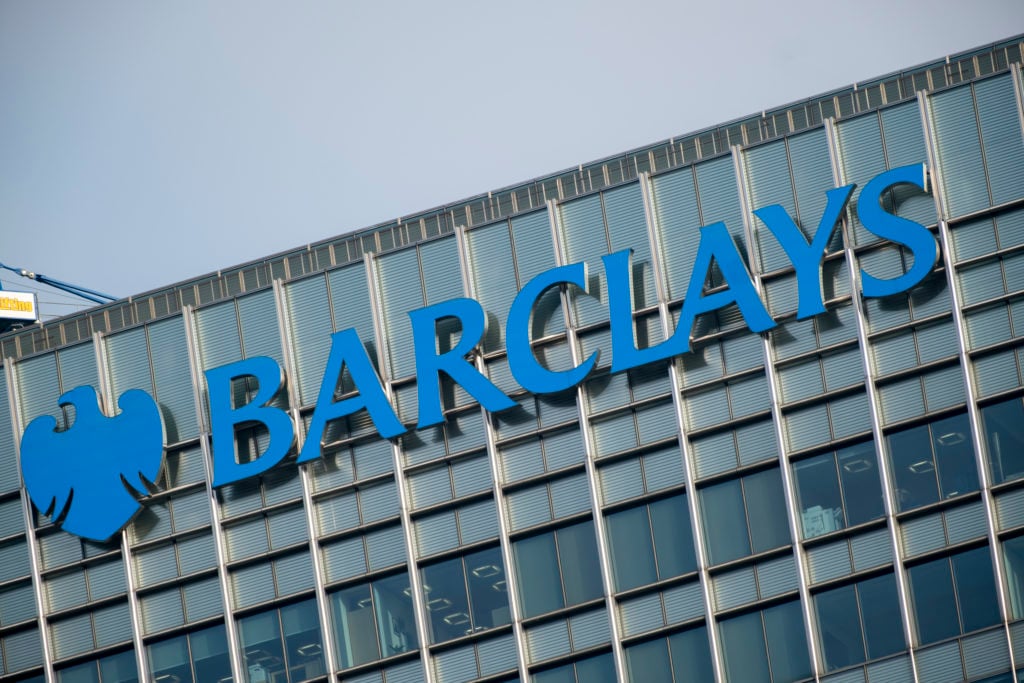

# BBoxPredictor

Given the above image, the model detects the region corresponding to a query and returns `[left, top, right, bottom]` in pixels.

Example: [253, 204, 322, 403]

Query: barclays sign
[21, 163, 938, 541]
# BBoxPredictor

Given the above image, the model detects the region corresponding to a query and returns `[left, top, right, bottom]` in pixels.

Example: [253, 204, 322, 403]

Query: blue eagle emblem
[20, 385, 165, 541]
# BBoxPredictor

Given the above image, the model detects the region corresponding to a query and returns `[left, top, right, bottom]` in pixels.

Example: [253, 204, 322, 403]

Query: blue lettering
[206, 356, 295, 487]
[298, 328, 405, 463]
[754, 184, 855, 318]
[858, 163, 938, 298]
[410, 297, 516, 428]
[507, 262, 598, 393]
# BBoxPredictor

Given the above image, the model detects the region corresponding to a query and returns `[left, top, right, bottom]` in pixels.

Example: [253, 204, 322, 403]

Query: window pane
[514, 533, 564, 618]
[650, 495, 697, 577]
[332, 584, 380, 667]
[794, 455, 844, 538]
[558, 522, 604, 607]
[465, 546, 511, 633]
[720, 612, 770, 683]
[952, 547, 999, 633]
[625, 638, 672, 683]
[932, 413, 978, 499]
[606, 507, 656, 591]
[422, 557, 471, 643]
[816, 584, 865, 670]
[764, 601, 811, 682]
[908, 558, 959, 644]
[745, 469, 791, 553]
[701, 480, 751, 564]
[837, 443, 884, 526]
[858, 574, 905, 660]
[889, 423, 940, 511]
[372, 573, 418, 659]
[667, 626, 714, 681]
[982, 398, 1024, 484]
[573, 652, 617, 683]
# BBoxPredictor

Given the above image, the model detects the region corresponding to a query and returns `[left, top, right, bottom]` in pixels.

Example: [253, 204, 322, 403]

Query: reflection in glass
[421, 547, 510, 643]
[148, 624, 231, 683]
[794, 442, 884, 538]
[534, 652, 616, 683]
[720, 601, 810, 683]
[238, 598, 325, 682]
[887, 413, 978, 512]
[57, 651, 138, 683]
[981, 398, 1024, 484]
[908, 546, 999, 645]
[700, 469, 789, 565]
[513, 521, 603, 618]
[330, 573, 417, 668]
[606, 494, 697, 591]
[625, 626, 714, 682]
[815, 574, 904, 670]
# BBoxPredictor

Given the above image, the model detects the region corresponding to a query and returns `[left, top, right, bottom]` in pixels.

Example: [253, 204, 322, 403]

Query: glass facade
[2, 36, 1024, 683]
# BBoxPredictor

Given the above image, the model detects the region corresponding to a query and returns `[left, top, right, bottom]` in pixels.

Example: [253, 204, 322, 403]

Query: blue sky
[1, 1, 1021, 320]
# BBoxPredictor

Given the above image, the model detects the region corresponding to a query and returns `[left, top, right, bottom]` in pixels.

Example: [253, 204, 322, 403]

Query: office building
[2, 34, 1024, 683]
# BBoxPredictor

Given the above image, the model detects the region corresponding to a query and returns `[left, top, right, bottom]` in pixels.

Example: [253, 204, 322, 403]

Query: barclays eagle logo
[20, 385, 165, 541]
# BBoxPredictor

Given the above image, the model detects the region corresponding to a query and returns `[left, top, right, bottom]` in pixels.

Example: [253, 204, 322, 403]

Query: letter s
[858, 163, 939, 298]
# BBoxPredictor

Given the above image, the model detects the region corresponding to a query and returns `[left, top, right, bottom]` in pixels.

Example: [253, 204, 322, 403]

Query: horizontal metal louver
[619, 593, 663, 637]
[550, 474, 590, 519]
[366, 526, 405, 570]
[642, 447, 685, 491]
[962, 628, 1010, 679]
[945, 501, 987, 545]
[864, 651, 913, 683]
[268, 507, 308, 549]
[506, 486, 551, 530]
[976, 75, 1024, 206]
[231, 563, 274, 608]
[149, 316, 197, 443]
[569, 608, 609, 651]
[273, 551, 313, 596]
[598, 458, 645, 505]
[932, 87, 988, 218]
[527, 619, 570, 663]
[714, 567, 758, 611]
[476, 633, 517, 677]
[456, 499, 498, 546]
[663, 581, 704, 624]
[106, 328, 151, 397]
[652, 168, 701, 300]
[900, 514, 945, 557]
[141, 587, 184, 634]
[433, 645, 476, 683]
[183, 577, 222, 622]
[285, 275, 333, 406]
[914, 640, 962, 683]
[415, 511, 458, 556]
[996, 487, 1024, 530]
[756, 554, 797, 598]
[808, 541, 852, 584]
[86, 559, 125, 600]
[322, 537, 367, 582]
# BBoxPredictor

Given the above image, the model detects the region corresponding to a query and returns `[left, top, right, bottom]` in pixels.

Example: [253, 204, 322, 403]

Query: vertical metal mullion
[453, 223, 531, 683]
[731, 144, 823, 682]
[637, 172, 726, 683]
[1012, 63, 1024, 137]
[823, 119, 922, 682]
[363, 253, 436, 683]
[181, 306, 245, 683]
[3, 360, 55, 683]
[918, 91, 1019, 675]
[546, 199, 628, 683]
[91, 333, 150, 682]
[271, 278, 339, 678]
